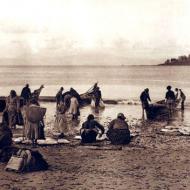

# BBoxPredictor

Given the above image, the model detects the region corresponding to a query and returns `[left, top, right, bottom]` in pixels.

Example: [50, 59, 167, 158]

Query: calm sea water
[0, 65, 189, 102]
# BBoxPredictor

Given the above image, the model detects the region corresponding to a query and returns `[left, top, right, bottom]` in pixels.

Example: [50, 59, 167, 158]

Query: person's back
[69, 96, 79, 119]
[56, 87, 64, 105]
[165, 86, 176, 116]
[80, 114, 104, 143]
[140, 89, 151, 116]
[21, 85, 31, 101]
[6, 90, 20, 129]
[82, 120, 102, 130]
[108, 118, 129, 130]
[179, 89, 186, 110]
[180, 90, 186, 100]
[107, 113, 130, 145]
[64, 93, 72, 109]
[70, 88, 81, 104]
[166, 90, 175, 100]
[140, 89, 151, 102]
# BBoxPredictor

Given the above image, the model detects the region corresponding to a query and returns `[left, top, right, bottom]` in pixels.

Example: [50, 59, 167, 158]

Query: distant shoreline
[160, 54, 190, 66]
[158, 64, 190, 66]
[0, 64, 158, 67]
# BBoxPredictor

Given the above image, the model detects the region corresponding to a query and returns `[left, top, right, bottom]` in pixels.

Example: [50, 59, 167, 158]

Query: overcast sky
[0, 0, 190, 65]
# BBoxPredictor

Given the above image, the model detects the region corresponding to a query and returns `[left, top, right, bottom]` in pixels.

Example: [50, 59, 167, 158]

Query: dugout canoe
[145, 99, 180, 120]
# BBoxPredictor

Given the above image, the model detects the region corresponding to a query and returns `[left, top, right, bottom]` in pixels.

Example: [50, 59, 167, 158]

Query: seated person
[80, 114, 104, 143]
[107, 113, 131, 145]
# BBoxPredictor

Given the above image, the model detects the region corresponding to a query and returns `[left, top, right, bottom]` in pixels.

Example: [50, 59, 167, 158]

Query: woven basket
[26, 105, 46, 123]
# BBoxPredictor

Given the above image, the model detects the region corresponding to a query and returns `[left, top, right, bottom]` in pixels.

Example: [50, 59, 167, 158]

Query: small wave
[117, 99, 140, 105]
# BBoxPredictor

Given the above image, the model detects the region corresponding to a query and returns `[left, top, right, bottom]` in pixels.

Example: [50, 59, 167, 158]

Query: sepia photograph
[0, 0, 190, 189]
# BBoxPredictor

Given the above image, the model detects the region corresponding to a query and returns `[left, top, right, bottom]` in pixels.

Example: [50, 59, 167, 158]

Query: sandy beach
[0, 102, 190, 190]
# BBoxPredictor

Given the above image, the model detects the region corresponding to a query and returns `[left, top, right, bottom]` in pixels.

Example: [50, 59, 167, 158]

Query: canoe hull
[145, 99, 180, 120]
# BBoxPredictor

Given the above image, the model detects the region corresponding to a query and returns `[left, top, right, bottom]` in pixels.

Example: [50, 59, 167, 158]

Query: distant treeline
[160, 54, 190, 65]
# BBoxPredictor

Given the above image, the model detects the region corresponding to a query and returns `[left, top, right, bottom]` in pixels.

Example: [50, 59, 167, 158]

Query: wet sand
[0, 104, 190, 190]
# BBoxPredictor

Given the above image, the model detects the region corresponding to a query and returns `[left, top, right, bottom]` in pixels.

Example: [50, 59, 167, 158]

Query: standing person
[94, 87, 102, 108]
[179, 89, 186, 110]
[26, 99, 46, 146]
[69, 95, 80, 120]
[21, 84, 31, 105]
[165, 85, 176, 116]
[63, 93, 72, 111]
[5, 90, 20, 129]
[55, 87, 64, 107]
[175, 88, 179, 99]
[80, 114, 104, 143]
[31, 85, 44, 105]
[70, 88, 81, 104]
[107, 113, 131, 145]
[140, 88, 151, 118]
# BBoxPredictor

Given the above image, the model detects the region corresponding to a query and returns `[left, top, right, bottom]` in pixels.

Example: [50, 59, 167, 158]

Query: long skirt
[7, 105, 17, 128]
[27, 122, 39, 140]
[107, 128, 131, 145]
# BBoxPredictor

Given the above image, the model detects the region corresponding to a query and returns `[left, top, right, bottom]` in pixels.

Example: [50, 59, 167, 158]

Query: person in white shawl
[69, 95, 79, 119]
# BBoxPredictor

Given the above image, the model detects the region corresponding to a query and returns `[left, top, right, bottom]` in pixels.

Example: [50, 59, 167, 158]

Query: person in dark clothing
[94, 87, 102, 108]
[80, 114, 104, 143]
[165, 86, 176, 101]
[175, 88, 179, 99]
[165, 85, 176, 116]
[140, 88, 151, 118]
[70, 88, 81, 104]
[55, 87, 64, 106]
[21, 84, 31, 105]
[0, 122, 12, 149]
[62, 90, 70, 102]
[179, 89, 186, 110]
[107, 113, 131, 145]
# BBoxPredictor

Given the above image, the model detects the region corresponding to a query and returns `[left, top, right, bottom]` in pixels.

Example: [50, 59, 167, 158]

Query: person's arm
[108, 120, 115, 130]
[81, 122, 86, 129]
[95, 121, 105, 134]
[29, 89, 32, 98]
[5, 97, 9, 111]
[20, 89, 24, 97]
[75, 98, 79, 106]
[147, 93, 151, 102]
[16, 97, 20, 112]
[165, 92, 168, 102]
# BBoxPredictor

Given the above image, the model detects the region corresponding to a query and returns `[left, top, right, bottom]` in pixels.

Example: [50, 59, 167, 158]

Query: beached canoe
[145, 99, 180, 120]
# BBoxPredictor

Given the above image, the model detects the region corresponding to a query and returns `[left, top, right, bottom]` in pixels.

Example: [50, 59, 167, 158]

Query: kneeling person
[107, 113, 131, 145]
[80, 114, 104, 143]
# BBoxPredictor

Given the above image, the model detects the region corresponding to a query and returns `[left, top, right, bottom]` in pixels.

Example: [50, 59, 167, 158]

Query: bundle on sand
[26, 105, 46, 123]
[0, 146, 19, 163]
[4, 148, 48, 172]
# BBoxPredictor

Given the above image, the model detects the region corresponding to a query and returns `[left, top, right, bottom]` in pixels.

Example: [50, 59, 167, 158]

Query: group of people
[54, 84, 130, 145]
[140, 86, 186, 118]
[80, 113, 131, 145]
[2, 84, 45, 146]
[55, 87, 81, 119]
[1, 83, 187, 147]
